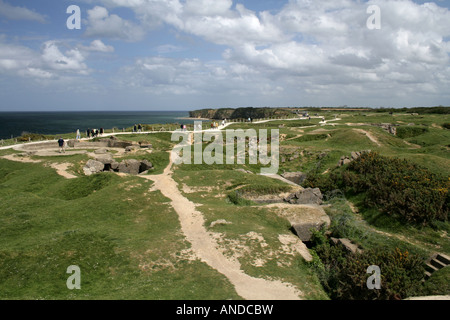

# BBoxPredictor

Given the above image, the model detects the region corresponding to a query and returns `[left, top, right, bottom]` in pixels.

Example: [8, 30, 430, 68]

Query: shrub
[17, 133, 48, 142]
[443, 123, 450, 130]
[310, 231, 426, 300]
[307, 152, 449, 226]
[344, 153, 449, 225]
[335, 247, 425, 300]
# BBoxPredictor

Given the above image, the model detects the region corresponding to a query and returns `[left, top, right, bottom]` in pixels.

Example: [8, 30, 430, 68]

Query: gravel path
[140, 149, 303, 300]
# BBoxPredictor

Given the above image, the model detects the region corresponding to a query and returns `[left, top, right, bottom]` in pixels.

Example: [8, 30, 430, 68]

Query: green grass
[1, 110, 449, 300]
[172, 168, 329, 299]
[0, 159, 241, 299]
[417, 267, 450, 297]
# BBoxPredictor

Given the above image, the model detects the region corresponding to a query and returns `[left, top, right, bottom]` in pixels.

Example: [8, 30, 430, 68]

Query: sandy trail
[353, 129, 381, 147]
[141, 149, 302, 300]
[1, 154, 77, 179]
[1, 154, 41, 163]
[49, 163, 77, 179]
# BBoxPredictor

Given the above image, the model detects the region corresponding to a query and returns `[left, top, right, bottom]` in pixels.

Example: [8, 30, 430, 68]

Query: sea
[0, 111, 198, 140]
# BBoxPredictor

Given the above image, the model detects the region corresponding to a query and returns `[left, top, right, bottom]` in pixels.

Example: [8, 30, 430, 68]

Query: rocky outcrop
[330, 237, 363, 254]
[118, 159, 141, 175]
[373, 123, 398, 135]
[83, 157, 153, 175]
[338, 150, 371, 167]
[83, 159, 106, 176]
[293, 222, 328, 242]
[269, 204, 330, 242]
[140, 160, 153, 172]
[281, 172, 307, 185]
[284, 188, 323, 205]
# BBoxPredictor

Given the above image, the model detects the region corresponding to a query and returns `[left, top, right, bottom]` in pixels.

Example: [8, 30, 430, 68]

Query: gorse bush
[17, 133, 48, 142]
[305, 153, 449, 226]
[309, 230, 425, 300]
[344, 152, 449, 225]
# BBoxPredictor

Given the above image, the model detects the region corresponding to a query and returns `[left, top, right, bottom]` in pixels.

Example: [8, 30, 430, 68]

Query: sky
[0, 0, 450, 111]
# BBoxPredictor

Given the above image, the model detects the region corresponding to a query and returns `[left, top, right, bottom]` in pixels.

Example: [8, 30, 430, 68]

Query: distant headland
[189, 106, 450, 120]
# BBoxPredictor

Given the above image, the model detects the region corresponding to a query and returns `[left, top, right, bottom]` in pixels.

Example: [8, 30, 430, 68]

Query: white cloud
[84, 6, 145, 41]
[79, 39, 115, 53]
[0, 0, 46, 23]
[3, 0, 450, 108]
[0, 38, 90, 80]
[184, 0, 233, 16]
[41, 41, 89, 75]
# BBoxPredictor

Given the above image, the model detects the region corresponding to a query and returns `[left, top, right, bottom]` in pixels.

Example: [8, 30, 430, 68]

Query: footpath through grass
[0, 159, 241, 299]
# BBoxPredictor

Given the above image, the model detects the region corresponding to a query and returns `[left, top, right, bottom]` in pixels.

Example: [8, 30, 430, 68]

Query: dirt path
[353, 129, 381, 147]
[141, 150, 302, 300]
[49, 163, 77, 179]
[403, 140, 422, 149]
[1, 154, 41, 163]
[1, 154, 77, 179]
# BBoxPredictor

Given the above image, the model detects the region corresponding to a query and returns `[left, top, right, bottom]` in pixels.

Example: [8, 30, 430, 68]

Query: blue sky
[1, 0, 450, 111]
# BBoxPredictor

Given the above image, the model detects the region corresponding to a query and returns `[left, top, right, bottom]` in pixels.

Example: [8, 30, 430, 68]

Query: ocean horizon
[0, 111, 196, 140]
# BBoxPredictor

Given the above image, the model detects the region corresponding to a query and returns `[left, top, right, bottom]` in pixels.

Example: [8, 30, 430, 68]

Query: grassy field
[0, 110, 448, 299]
[0, 160, 240, 300]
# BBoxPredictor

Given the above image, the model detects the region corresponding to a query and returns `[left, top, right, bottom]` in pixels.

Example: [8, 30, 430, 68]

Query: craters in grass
[57, 173, 117, 200]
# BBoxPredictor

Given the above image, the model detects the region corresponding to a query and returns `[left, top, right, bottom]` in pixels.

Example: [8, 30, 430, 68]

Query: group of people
[210, 119, 227, 129]
[133, 124, 143, 133]
[86, 128, 104, 138]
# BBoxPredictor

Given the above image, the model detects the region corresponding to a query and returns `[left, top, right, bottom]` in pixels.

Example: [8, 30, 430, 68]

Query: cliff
[189, 107, 294, 120]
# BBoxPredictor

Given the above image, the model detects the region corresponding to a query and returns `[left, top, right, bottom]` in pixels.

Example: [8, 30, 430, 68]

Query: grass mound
[57, 173, 116, 200]
[396, 126, 429, 139]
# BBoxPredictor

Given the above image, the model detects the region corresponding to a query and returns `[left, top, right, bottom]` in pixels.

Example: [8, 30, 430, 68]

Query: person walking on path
[58, 137, 65, 153]
[76, 129, 81, 141]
